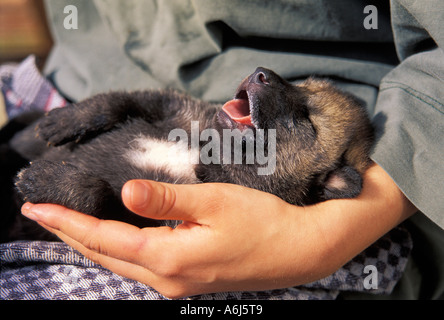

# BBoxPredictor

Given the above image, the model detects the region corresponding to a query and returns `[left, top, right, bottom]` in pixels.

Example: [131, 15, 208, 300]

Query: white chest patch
[125, 136, 199, 181]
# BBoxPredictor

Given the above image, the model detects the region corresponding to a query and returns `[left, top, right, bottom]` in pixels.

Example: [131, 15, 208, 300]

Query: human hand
[21, 163, 416, 298]
[21, 181, 318, 298]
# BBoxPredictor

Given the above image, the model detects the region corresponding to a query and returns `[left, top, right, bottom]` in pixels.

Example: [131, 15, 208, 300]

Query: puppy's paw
[15, 160, 69, 204]
[15, 160, 122, 218]
[36, 107, 84, 146]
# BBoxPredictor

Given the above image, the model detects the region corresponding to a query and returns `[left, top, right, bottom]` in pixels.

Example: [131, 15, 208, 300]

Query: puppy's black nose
[249, 67, 273, 85]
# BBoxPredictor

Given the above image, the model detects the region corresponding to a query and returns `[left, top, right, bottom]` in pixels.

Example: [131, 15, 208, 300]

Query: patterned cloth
[0, 226, 412, 300]
[0, 241, 164, 300]
[0, 55, 66, 120]
[0, 56, 413, 300]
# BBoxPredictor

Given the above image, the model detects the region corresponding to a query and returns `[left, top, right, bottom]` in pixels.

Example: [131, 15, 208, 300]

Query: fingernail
[130, 181, 149, 208]
[21, 203, 40, 221]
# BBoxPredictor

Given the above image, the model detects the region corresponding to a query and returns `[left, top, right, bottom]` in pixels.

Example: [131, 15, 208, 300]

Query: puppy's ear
[321, 166, 363, 200]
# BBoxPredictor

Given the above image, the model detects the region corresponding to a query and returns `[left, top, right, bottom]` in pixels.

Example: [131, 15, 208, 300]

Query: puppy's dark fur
[0, 68, 374, 242]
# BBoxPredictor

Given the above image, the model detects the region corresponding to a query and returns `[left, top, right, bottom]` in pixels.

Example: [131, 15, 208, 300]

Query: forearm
[301, 163, 417, 281]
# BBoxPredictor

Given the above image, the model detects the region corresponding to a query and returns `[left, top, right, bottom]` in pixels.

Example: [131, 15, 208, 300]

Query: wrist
[285, 163, 417, 285]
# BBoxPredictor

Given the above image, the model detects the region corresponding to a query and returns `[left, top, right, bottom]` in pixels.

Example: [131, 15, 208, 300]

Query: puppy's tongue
[222, 99, 253, 126]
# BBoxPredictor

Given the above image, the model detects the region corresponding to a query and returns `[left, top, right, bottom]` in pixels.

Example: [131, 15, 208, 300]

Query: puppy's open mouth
[222, 90, 253, 127]
[219, 86, 258, 131]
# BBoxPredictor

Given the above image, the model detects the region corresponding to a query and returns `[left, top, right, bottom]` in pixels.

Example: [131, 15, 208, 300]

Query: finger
[121, 180, 228, 223]
[37, 216, 213, 298]
[40, 224, 167, 289]
[44, 223, 151, 277]
[21, 202, 174, 268]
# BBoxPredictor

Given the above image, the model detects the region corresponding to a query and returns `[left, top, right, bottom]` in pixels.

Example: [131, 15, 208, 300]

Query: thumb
[121, 180, 224, 223]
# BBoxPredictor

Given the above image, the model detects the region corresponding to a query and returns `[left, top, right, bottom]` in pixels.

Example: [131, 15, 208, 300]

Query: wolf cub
[1, 67, 373, 241]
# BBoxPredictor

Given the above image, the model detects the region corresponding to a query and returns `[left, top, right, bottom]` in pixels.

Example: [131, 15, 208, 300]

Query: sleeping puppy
[2, 67, 373, 240]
